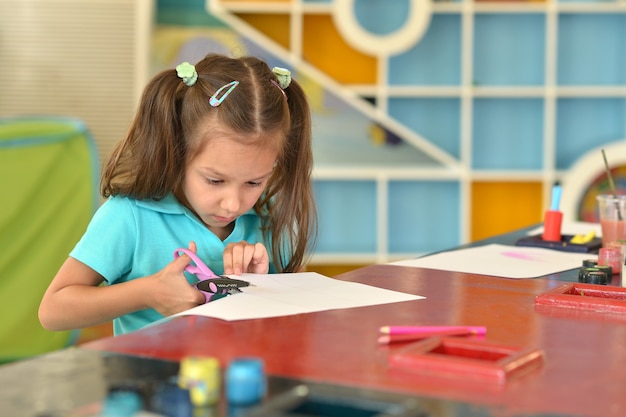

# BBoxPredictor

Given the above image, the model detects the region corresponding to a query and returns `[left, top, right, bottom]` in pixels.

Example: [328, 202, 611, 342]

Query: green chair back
[0, 116, 99, 362]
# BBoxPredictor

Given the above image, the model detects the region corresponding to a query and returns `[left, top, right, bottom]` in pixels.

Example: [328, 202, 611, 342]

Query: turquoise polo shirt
[70, 194, 275, 335]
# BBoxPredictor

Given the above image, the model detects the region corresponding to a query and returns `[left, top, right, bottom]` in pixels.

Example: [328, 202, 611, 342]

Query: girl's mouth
[214, 215, 236, 223]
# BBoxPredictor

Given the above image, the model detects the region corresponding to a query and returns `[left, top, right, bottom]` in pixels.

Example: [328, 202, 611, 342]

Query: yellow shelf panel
[237, 13, 291, 49]
[471, 181, 543, 242]
[303, 14, 377, 85]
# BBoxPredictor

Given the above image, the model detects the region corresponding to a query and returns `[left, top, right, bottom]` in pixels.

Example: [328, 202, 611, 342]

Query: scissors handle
[174, 248, 222, 303]
[174, 248, 220, 280]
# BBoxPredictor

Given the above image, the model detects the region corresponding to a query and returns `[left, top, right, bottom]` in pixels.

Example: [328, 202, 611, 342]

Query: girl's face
[182, 135, 278, 240]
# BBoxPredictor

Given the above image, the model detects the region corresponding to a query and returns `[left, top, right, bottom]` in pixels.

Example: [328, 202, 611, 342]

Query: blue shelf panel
[354, 0, 410, 35]
[472, 98, 544, 170]
[388, 181, 460, 254]
[556, 98, 626, 169]
[388, 98, 461, 159]
[314, 180, 377, 253]
[473, 14, 546, 86]
[388, 14, 461, 86]
[558, 14, 626, 86]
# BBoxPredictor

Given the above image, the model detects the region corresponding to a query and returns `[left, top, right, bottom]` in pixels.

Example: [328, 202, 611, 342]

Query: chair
[0, 116, 99, 362]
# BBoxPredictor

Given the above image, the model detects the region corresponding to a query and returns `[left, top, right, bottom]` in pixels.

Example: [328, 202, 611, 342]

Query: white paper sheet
[172, 272, 424, 321]
[390, 243, 592, 279]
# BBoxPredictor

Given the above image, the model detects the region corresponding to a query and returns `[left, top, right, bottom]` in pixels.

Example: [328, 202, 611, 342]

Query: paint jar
[579, 267, 602, 283]
[582, 259, 598, 268]
[595, 264, 613, 278]
[225, 358, 266, 405]
[178, 356, 221, 407]
[586, 270, 609, 285]
[598, 246, 621, 275]
[102, 390, 143, 417]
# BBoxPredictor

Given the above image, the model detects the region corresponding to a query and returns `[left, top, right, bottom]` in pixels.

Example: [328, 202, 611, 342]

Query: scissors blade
[196, 278, 251, 293]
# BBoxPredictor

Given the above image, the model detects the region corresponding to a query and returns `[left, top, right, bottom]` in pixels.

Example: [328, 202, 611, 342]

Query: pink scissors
[174, 248, 250, 303]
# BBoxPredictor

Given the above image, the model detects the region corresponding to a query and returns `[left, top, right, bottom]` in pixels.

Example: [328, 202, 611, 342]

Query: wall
[156, 0, 626, 265]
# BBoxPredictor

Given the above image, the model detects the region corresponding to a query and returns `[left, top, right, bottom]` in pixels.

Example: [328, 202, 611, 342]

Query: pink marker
[378, 328, 473, 344]
[378, 325, 487, 336]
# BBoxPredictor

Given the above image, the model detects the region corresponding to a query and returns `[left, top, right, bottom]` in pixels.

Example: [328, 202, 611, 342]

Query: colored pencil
[378, 325, 487, 336]
[377, 328, 472, 344]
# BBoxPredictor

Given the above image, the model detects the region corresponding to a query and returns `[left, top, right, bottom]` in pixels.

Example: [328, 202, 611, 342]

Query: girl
[39, 54, 317, 335]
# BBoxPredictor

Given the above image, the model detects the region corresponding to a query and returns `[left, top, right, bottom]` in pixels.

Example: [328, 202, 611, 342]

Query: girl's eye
[247, 181, 262, 187]
[206, 178, 223, 185]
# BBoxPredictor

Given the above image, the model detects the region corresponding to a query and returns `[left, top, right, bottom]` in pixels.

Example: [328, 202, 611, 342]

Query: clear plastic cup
[596, 194, 626, 248]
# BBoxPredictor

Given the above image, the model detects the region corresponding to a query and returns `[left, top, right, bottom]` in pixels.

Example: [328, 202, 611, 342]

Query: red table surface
[83, 264, 626, 417]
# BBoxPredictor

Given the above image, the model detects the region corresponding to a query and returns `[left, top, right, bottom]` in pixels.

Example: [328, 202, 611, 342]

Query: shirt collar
[135, 193, 186, 214]
[135, 192, 258, 219]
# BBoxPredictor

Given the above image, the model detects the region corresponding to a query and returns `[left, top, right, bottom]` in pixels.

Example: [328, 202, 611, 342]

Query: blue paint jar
[225, 358, 266, 405]
[102, 390, 143, 417]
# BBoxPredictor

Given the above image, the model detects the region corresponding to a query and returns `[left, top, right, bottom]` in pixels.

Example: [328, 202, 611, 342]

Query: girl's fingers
[223, 241, 269, 274]
[250, 243, 269, 269]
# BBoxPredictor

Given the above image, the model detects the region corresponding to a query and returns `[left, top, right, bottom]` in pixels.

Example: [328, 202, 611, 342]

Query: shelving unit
[200, 0, 626, 264]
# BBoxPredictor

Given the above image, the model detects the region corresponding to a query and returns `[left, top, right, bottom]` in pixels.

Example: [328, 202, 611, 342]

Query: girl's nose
[220, 189, 241, 213]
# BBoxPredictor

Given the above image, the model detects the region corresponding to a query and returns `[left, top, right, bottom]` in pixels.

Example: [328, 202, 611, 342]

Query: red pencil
[379, 325, 487, 336]
[377, 328, 472, 344]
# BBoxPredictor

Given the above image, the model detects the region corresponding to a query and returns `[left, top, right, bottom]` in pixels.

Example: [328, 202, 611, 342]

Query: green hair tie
[176, 62, 198, 87]
[272, 67, 291, 89]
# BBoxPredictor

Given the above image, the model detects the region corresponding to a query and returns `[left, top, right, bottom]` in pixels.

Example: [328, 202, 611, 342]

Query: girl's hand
[223, 241, 269, 275]
[149, 241, 205, 316]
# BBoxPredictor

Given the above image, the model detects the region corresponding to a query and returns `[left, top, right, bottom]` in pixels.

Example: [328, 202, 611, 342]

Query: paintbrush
[601, 149, 622, 221]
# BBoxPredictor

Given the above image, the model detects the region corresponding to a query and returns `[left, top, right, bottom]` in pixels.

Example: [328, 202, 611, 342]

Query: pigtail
[101, 70, 187, 199]
[263, 78, 318, 272]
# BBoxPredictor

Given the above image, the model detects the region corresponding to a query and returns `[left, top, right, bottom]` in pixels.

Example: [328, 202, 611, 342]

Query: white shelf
[207, 0, 626, 263]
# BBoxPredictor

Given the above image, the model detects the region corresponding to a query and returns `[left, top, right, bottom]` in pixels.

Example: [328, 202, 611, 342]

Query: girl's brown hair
[102, 54, 317, 272]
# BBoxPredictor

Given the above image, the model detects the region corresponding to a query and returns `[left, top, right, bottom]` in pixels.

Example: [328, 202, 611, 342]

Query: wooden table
[83, 260, 626, 417]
